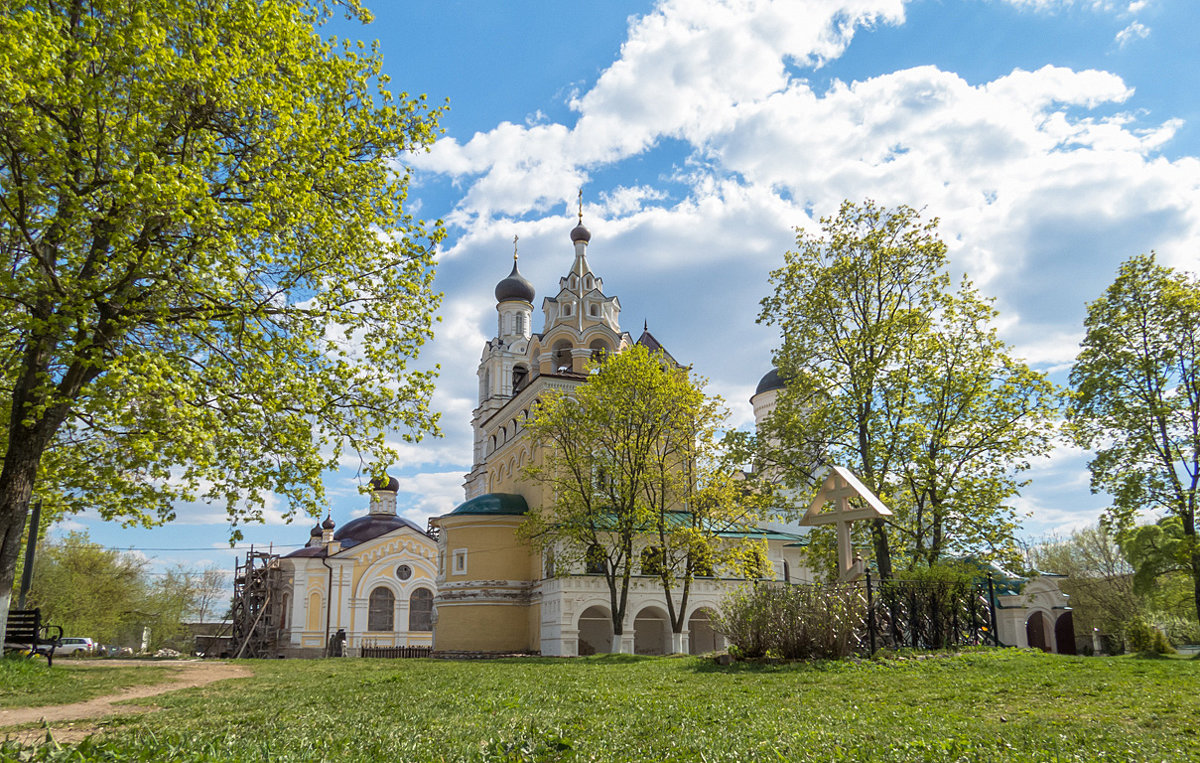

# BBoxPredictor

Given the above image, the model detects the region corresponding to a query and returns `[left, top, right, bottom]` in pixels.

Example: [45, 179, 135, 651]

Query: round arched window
[368, 587, 395, 631]
[396, 564, 412, 581]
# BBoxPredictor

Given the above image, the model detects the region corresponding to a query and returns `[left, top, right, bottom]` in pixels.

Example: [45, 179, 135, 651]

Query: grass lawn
[3, 649, 1199, 761]
[0, 657, 172, 709]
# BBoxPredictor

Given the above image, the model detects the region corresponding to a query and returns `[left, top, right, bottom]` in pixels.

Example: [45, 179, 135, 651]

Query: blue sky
[62, 0, 1199, 577]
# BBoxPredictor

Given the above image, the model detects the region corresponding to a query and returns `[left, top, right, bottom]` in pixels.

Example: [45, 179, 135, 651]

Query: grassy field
[2, 649, 1199, 761]
[0, 658, 172, 709]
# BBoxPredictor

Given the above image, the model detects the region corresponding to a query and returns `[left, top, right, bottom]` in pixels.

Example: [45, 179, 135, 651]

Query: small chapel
[264, 215, 1074, 658]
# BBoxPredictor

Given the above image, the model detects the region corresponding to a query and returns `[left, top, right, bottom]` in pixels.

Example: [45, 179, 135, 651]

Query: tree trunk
[0, 439, 43, 647]
[871, 518, 893, 581]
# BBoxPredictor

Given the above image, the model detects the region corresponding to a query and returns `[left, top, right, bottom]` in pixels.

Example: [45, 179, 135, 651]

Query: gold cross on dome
[513, 234, 518, 261]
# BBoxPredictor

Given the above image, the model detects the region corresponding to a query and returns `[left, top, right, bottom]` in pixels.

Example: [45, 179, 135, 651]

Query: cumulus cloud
[399, 0, 1199, 541]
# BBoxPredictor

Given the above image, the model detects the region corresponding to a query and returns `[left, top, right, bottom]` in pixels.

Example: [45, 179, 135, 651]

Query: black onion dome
[754, 368, 787, 396]
[309, 524, 322, 538]
[570, 222, 591, 243]
[370, 474, 400, 492]
[321, 515, 336, 530]
[332, 514, 424, 549]
[495, 260, 535, 303]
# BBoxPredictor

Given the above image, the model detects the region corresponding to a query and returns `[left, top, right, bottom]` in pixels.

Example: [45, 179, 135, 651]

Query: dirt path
[1, 660, 252, 746]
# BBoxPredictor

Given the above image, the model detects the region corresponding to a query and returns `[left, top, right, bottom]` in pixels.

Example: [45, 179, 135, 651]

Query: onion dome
[321, 515, 335, 530]
[495, 258, 535, 303]
[332, 514, 425, 549]
[370, 474, 400, 493]
[570, 221, 591, 243]
[755, 368, 787, 396]
[309, 524, 322, 538]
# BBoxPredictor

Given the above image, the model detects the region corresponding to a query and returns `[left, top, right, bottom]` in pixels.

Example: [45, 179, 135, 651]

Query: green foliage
[758, 200, 1058, 578]
[4, 653, 1200, 761]
[17, 531, 222, 649]
[1125, 618, 1175, 655]
[1070, 253, 1200, 622]
[715, 582, 864, 659]
[0, 0, 445, 623]
[520, 345, 767, 635]
[1028, 523, 1143, 638]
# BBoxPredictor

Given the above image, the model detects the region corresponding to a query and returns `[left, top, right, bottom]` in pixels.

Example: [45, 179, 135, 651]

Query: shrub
[714, 582, 864, 660]
[1126, 618, 1175, 655]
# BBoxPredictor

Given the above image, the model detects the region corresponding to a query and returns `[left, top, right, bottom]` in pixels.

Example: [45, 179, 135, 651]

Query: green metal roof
[448, 493, 529, 516]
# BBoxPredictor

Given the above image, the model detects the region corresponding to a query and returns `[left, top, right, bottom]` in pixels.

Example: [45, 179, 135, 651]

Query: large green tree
[0, 0, 443, 643]
[637, 370, 770, 645]
[758, 200, 1057, 578]
[520, 345, 763, 651]
[20, 531, 220, 649]
[1070, 254, 1200, 622]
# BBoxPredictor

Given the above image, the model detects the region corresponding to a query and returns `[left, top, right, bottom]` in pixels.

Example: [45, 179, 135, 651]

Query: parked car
[57, 637, 95, 655]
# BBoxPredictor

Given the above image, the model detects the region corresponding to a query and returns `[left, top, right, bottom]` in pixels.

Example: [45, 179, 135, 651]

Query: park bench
[4, 608, 62, 666]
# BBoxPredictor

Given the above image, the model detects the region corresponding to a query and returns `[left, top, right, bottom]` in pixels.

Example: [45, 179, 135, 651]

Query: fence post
[987, 573, 999, 647]
[865, 569, 876, 654]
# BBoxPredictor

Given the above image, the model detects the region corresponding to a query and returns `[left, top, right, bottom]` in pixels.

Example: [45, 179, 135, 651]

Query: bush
[1153, 614, 1200, 646]
[1125, 618, 1175, 655]
[714, 582, 864, 660]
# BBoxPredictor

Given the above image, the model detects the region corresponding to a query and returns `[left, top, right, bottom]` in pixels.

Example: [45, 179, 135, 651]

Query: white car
[58, 637, 95, 655]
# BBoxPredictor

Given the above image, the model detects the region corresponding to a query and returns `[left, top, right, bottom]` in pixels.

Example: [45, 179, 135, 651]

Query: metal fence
[360, 645, 433, 659]
[856, 571, 1000, 653]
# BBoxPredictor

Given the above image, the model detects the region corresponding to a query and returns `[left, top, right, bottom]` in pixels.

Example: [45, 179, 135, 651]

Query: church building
[265, 215, 1073, 658]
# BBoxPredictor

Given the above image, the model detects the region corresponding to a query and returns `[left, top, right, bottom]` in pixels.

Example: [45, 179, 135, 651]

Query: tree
[0, 0, 444, 644]
[18, 531, 220, 649]
[884, 285, 1058, 569]
[758, 200, 1058, 578]
[638, 371, 771, 645]
[1028, 523, 1142, 639]
[1070, 254, 1200, 622]
[520, 345, 762, 651]
[20, 531, 150, 644]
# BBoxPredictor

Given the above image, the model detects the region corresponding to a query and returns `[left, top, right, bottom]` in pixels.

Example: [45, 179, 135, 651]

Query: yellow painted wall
[306, 592, 321, 631]
[442, 520, 533, 582]
[436, 604, 529, 652]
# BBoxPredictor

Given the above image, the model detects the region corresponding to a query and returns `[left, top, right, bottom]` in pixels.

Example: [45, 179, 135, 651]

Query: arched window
[584, 275, 594, 290]
[641, 546, 665, 576]
[585, 544, 606, 574]
[553, 340, 572, 372]
[589, 303, 599, 317]
[783, 560, 791, 584]
[279, 593, 290, 629]
[368, 586, 395, 631]
[409, 588, 434, 632]
[589, 339, 608, 363]
[515, 312, 525, 335]
[512, 364, 529, 392]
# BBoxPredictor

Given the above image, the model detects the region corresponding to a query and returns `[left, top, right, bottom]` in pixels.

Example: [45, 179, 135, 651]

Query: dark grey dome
[332, 514, 424, 548]
[370, 474, 400, 493]
[570, 222, 591, 243]
[309, 523, 322, 538]
[321, 515, 335, 530]
[755, 368, 786, 396]
[495, 260, 535, 303]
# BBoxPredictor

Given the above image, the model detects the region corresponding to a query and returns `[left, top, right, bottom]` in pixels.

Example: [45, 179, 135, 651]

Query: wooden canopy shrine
[799, 466, 892, 581]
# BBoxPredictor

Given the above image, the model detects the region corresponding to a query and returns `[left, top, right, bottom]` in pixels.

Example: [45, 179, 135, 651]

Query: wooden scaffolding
[230, 547, 281, 659]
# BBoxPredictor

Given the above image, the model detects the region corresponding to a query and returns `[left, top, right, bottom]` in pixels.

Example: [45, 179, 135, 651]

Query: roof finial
[513, 234, 519, 262]
[643, 319, 648, 332]
[577, 188, 583, 223]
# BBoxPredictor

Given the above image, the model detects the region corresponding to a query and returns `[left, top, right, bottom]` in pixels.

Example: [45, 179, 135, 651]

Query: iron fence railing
[360, 645, 433, 659]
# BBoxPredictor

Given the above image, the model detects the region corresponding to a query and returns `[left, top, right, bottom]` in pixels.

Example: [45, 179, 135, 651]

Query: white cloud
[1115, 20, 1150, 47]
